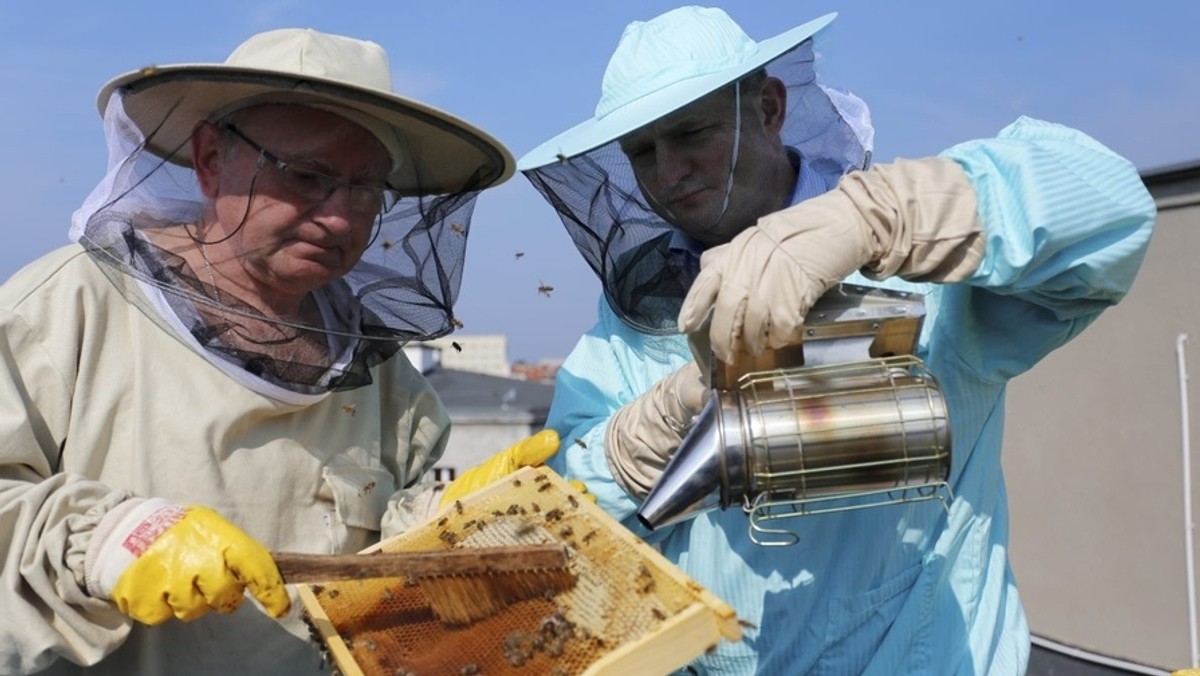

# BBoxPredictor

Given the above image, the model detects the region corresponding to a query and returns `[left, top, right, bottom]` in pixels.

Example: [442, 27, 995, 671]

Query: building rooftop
[424, 367, 553, 423]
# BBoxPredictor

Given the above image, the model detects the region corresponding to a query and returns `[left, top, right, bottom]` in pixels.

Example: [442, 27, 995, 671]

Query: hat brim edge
[99, 65, 516, 192]
[516, 12, 836, 172]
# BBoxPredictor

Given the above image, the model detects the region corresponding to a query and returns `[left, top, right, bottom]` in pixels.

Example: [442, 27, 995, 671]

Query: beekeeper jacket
[546, 117, 1156, 675]
[0, 244, 448, 675]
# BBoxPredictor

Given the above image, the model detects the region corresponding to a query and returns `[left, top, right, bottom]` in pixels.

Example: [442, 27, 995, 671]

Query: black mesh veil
[522, 40, 873, 335]
[72, 88, 499, 395]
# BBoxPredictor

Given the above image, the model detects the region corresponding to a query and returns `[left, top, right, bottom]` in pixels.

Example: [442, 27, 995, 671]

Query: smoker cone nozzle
[637, 396, 733, 530]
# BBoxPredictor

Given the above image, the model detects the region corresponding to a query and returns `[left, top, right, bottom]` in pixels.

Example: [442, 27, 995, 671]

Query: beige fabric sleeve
[604, 360, 707, 500]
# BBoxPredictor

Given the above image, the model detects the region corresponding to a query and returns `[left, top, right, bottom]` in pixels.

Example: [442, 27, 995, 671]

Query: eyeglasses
[220, 124, 401, 215]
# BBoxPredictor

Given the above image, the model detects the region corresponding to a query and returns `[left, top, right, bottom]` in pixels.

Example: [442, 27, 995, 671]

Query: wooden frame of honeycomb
[298, 466, 742, 675]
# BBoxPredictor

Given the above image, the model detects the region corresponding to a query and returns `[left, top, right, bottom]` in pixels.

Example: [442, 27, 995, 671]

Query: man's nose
[312, 186, 360, 232]
[654, 142, 691, 190]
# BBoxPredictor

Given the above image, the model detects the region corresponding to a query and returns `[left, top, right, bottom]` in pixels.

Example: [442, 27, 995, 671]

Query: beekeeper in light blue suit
[515, 6, 1156, 674]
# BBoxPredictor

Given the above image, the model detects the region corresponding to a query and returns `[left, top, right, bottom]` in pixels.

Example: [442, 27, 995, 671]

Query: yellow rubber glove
[110, 505, 291, 625]
[440, 430, 561, 507]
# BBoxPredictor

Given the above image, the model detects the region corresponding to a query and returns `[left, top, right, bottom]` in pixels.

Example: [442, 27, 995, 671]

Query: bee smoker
[636, 284, 954, 546]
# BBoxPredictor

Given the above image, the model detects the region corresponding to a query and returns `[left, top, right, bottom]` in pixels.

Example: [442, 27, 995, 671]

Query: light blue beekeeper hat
[518, 6, 836, 170]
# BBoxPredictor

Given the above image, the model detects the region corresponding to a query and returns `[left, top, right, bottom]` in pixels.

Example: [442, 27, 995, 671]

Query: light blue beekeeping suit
[545, 117, 1156, 675]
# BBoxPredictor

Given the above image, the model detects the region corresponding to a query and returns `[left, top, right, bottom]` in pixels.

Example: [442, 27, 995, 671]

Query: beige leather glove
[605, 360, 707, 499]
[88, 499, 290, 625]
[678, 156, 986, 363]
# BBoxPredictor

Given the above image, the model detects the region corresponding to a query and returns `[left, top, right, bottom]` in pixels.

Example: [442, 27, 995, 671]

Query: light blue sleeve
[545, 296, 690, 536]
[936, 116, 1156, 381]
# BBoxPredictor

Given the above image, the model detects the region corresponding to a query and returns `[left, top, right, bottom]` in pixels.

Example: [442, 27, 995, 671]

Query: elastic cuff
[85, 498, 183, 598]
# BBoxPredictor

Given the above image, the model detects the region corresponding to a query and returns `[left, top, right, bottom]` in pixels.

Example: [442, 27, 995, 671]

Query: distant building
[511, 358, 563, 384]
[402, 344, 553, 483]
[419, 334, 510, 377]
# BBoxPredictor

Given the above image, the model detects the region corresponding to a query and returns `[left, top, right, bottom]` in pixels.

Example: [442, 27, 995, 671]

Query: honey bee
[342, 404, 357, 416]
[556, 152, 569, 164]
[454, 500, 464, 515]
[537, 281, 554, 298]
[359, 481, 376, 496]
[381, 238, 394, 250]
[451, 317, 465, 329]
[451, 341, 463, 353]
[450, 223, 466, 236]
[514, 251, 525, 260]
[573, 438, 588, 449]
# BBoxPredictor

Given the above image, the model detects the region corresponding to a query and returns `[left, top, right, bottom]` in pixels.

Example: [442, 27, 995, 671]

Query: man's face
[195, 104, 392, 301]
[618, 79, 788, 246]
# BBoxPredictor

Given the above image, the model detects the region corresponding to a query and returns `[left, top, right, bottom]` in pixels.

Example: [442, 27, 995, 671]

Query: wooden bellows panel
[298, 466, 742, 675]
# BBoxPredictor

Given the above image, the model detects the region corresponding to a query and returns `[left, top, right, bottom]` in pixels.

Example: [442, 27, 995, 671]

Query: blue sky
[1, 1, 1197, 362]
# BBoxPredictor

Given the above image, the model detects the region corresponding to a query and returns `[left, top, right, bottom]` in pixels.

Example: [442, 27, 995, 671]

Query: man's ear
[191, 121, 224, 199]
[759, 76, 788, 135]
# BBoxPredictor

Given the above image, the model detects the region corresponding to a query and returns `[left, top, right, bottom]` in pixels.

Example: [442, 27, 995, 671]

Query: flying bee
[360, 481, 376, 496]
[515, 251, 525, 260]
[573, 438, 588, 449]
[450, 223, 466, 236]
[342, 404, 357, 416]
[451, 317, 465, 329]
[451, 341, 463, 353]
[556, 152, 569, 164]
[538, 281, 554, 298]
[381, 238, 394, 250]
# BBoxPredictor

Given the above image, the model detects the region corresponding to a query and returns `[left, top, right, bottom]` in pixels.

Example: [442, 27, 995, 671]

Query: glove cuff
[85, 498, 185, 599]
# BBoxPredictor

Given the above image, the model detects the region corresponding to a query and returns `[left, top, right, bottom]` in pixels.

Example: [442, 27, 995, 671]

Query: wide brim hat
[518, 8, 836, 171]
[99, 28, 514, 195]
